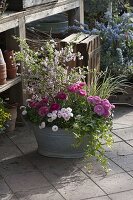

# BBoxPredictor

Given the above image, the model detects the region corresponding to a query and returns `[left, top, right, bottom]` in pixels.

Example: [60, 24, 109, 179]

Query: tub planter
[30, 14, 68, 34]
[32, 126, 86, 158]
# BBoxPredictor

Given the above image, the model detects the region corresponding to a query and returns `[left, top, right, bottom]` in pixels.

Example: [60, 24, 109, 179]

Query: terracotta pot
[7, 67, 17, 79]
[4, 50, 16, 68]
[0, 49, 5, 64]
[0, 49, 7, 85]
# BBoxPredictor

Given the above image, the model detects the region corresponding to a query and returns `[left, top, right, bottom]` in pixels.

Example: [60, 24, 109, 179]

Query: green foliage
[0, 98, 11, 134]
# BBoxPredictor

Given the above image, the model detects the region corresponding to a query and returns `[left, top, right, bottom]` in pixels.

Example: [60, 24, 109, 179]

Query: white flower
[22, 110, 27, 115]
[52, 125, 58, 132]
[57, 111, 62, 118]
[48, 118, 53, 122]
[51, 113, 57, 120]
[62, 113, 68, 119]
[64, 116, 70, 121]
[70, 113, 73, 117]
[20, 106, 26, 110]
[61, 108, 66, 113]
[47, 113, 52, 118]
[39, 122, 46, 129]
[66, 107, 72, 113]
[52, 110, 57, 114]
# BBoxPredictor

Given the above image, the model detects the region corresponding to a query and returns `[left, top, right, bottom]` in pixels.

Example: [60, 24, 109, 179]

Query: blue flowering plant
[15, 39, 125, 169]
[90, 12, 133, 81]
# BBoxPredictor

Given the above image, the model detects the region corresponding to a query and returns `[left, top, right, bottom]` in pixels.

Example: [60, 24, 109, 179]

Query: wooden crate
[61, 33, 101, 85]
[7, 0, 57, 11]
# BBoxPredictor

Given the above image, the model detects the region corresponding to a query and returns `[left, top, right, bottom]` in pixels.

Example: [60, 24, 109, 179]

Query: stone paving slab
[111, 154, 133, 172]
[91, 172, 133, 194]
[113, 123, 133, 130]
[0, 179, 11, 195]
[5, 172, 51, 193]
[112, 127, 133, 141]
[0, 144, 22, 162]
[109, 189, 133, 200]
[15, 186, 64, 200]
[105, 141, 133, 158]
[55, 179, 106, 200]
[127, 139, 133, 147]
[0, 156, 37, 178]
[79, 158, 124, 179]
[0, 194, 18, 200]
[88, 196, 111, 200]
[111, 132, 122, 143]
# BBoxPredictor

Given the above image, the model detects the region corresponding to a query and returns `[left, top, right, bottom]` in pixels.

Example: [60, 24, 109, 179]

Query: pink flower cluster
[56, 92, 68, 100]
[67, 82, 87, 96]
[87, 96, 115, 118]
[28, 97, 61, 117]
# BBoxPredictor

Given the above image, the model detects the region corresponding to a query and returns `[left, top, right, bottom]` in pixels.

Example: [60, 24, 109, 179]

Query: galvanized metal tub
[32, 126, 86, 158]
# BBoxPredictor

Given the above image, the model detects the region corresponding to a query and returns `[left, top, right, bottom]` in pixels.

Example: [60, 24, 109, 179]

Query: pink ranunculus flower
[34, 101, 43, 109]
[78, 89, 87, 96]
[67, 84, 79, 93]
[94, 104, 105, 116]
[87, 96, 101, 105]
[38, 106, 49, 117]
[56, 92, 68, 100]
[103, 109, 111, 118]
[50, 103, 60, 112]
[41, 97, 49, 104]
[101, 99, 112, 110]
[76, 81, 86, 87]
[28, 101, 37, 108]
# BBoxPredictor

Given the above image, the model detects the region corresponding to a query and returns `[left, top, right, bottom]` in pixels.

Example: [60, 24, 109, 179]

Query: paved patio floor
[0, 105, 133, 200]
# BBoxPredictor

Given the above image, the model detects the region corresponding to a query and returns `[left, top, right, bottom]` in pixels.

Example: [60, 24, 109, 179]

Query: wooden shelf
[25, 0, 80, 23]
[0, 0, 80, 33]
[0, 76, 21, 93]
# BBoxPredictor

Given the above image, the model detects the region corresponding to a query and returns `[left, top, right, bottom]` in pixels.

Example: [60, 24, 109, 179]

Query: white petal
[52, 125, 58, 132]
[41, 122, 45, 128]
[20, 106, 26, 110]
[22, 110, 27, 115]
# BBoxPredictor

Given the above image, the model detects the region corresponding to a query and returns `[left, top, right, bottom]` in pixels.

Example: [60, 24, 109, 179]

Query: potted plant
[0, 98, 11, 134]
[16, 39, 125, 170]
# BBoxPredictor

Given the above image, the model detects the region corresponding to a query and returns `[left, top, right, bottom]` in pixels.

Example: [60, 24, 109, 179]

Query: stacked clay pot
[0, 49, 7, 85]
[4, 50, 17, 79]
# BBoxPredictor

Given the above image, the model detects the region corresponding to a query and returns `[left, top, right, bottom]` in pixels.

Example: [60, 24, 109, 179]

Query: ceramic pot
[0, 49, 7, 85]
[31, 126, 86, 158]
